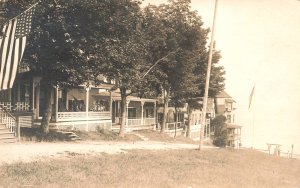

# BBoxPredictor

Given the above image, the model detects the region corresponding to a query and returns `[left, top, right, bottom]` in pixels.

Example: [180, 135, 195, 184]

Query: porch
[111, 94, 158, 130]
[0, 74, 114, 131]
[50, 84, 113, 131]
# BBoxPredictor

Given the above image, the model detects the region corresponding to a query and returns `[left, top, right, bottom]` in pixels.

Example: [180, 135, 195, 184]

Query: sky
[142, 0, 300, 154]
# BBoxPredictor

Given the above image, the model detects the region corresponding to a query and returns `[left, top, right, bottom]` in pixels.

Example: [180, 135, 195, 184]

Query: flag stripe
[2, 20, 17, 90]
[9, 38, 23, 88]
[0, 26, 6, 78]
[0, 25, 6, 65]
[0, 22, 12, 89]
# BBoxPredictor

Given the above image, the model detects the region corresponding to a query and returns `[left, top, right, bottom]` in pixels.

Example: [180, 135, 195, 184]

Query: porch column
[141, 101, 145, 126]
[114, 100, 118, 123]
[126, 100, 130, 127]
[32, 77, 42, 119]
[109, 91, 112, 118]
[35, 85, 40, 119]
[55, 86, 59, 122]
[65, 90, 68, 110]
[32, 79, 35, 112]
[85, 84, 90, 131]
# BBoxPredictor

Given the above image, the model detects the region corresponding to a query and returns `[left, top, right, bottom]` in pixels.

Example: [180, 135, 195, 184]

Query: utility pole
[199, 0, 218, 150]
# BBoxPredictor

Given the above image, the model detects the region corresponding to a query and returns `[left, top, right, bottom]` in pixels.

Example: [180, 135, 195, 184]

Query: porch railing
[0, 107, 16, 133]
[0, 102, 30, 111]
[127, 118, 156, 127]
[166, 122, 183, 130]
[144, 118, 156, 125]
[57, 111, 111, 122]
[127, 119, 142, 126]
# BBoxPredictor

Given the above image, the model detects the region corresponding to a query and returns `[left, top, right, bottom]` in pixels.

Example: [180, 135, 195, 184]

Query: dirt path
[0, 141, 217, 165]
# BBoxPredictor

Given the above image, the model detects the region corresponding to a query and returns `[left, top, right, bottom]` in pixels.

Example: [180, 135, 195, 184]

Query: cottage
[215, 91, 236, 123]
[157, 97, 215, 140]
[0, 70, 158, 142]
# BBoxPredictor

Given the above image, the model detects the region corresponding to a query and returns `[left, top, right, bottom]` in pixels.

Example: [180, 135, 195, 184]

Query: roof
[78, 83, 114, 90]
[216, 91, 232, 98]
[92, 92, 157, 102]
[186, 97, 215, 111]
[225, 98, 236, 103]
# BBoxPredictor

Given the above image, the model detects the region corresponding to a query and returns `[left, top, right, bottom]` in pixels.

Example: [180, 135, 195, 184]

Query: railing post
[17, 116, 20, 142]
[141, 101, 145, 126]
[85, 82, 91, 132]
[55, 86, 59, 122]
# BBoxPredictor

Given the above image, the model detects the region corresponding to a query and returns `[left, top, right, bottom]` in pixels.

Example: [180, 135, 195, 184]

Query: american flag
[0, 5, 35, 90]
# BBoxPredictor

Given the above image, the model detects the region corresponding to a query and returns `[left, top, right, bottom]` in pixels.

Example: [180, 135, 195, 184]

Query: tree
[142, 0, 205, 134]
[184, 50, 225, 138]
[7, 0, 149, 136]
[142, 0, 225, 136]
[5, 0, 91, 133]
[70, 0, 148, 137]
[211, 115, 227, 147]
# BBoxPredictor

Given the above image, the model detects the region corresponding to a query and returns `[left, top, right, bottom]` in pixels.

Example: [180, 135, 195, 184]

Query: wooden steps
[0, 123, 17, 143]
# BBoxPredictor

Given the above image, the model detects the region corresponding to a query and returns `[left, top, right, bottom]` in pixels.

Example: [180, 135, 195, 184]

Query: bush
[211, 115, 227, 147]
[20, 127, 70, 142]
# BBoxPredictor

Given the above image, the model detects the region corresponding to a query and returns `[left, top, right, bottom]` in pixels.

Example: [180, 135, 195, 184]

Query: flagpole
[7, 1, 40, 22]
[251, 88, 256, 149]
[199, 0, 218, 151]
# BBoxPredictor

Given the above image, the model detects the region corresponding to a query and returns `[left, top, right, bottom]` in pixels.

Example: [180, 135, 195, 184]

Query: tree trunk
[161, 87, 169, 135]
[40, 81, 53, 134]
[119, 88, 127, 138]
[186, 105, 192, 138]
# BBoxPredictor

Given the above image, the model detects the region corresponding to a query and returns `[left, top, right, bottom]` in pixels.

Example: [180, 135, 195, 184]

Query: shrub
[211, 115, 227, 147]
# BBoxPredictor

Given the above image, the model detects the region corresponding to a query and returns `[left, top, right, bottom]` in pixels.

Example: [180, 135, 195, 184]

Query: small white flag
[248, 85, 255, 109]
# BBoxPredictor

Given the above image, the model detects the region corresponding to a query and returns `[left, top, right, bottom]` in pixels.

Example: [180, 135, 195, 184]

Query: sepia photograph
[0, 0, 299, 187]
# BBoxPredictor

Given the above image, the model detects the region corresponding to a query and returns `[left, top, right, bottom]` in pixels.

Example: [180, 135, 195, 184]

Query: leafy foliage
[142, 0, 225, 134]
[211, 115, 227, 147]
[4, 0, 226, 136]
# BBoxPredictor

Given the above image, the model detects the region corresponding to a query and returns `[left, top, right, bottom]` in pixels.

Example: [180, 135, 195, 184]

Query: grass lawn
[19, 128, 198, 144]
[19, 127, 142, 142]
[1, 148, 299, 188]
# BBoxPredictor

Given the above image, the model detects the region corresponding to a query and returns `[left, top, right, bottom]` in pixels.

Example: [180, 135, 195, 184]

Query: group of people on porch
[58, 97, 109, 112]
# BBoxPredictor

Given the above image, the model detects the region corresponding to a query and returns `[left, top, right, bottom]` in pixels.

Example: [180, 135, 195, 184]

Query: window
[145, 108, 154, 118]
[227, 115, 232, 123]
[128, 108, 137, 119]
